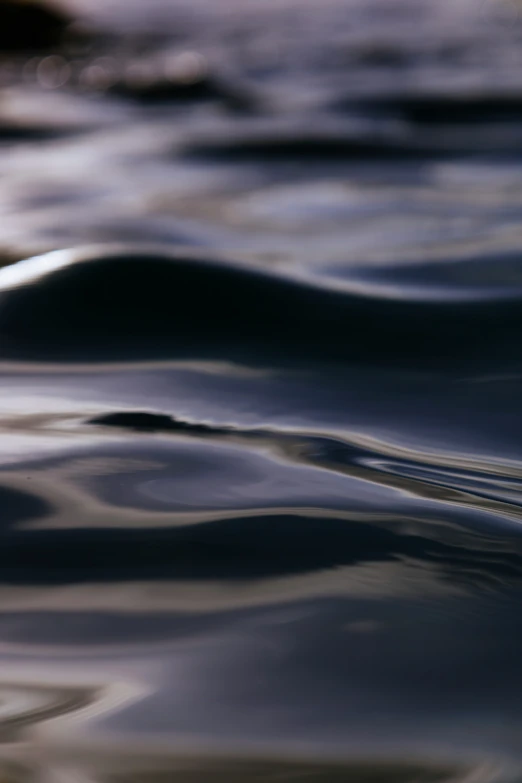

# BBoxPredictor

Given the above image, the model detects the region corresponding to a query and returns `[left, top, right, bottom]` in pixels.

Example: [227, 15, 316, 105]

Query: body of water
[0, 1, 522, 780]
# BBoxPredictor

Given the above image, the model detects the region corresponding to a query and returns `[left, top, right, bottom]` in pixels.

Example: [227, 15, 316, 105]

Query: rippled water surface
[2, 0, 522, 780]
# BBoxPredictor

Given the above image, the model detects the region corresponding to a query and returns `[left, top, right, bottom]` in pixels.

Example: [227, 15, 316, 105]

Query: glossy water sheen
[1, 0, 522, 781]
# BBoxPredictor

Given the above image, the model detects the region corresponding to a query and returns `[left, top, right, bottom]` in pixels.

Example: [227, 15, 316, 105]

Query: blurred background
[3, 0, 522, 276]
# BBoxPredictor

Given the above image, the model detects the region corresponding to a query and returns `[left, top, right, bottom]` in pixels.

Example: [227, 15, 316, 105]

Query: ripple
[1, 246, 522, 369]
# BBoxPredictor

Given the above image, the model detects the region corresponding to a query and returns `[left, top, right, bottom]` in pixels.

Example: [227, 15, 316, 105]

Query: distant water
[2, 0, 522, 781]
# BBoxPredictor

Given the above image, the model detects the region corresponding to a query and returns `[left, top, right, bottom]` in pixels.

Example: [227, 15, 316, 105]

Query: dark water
[2, 0, 522, 780]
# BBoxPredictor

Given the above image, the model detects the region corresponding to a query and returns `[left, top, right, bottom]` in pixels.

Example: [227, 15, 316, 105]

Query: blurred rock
[0, 0, 71, 54]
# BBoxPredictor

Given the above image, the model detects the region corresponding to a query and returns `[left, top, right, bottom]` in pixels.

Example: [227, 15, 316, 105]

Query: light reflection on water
[0, 673, 512, 783]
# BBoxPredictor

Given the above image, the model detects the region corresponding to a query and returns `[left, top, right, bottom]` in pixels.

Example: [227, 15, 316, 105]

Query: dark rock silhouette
[0, 0, 71, 53]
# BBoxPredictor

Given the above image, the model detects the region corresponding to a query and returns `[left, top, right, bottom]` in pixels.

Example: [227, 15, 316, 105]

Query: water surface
[0, 0, 522, 780]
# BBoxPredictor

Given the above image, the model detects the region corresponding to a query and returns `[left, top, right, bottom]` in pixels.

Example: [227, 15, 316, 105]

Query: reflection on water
[0, 677, 512, 782]
[2, 0, 522, 781]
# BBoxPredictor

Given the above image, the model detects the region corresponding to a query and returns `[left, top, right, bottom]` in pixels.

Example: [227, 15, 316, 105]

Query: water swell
[0, 246, 522, 370]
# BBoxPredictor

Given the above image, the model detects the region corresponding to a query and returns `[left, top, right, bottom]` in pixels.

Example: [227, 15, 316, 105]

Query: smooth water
[1, 0, 522, 780]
